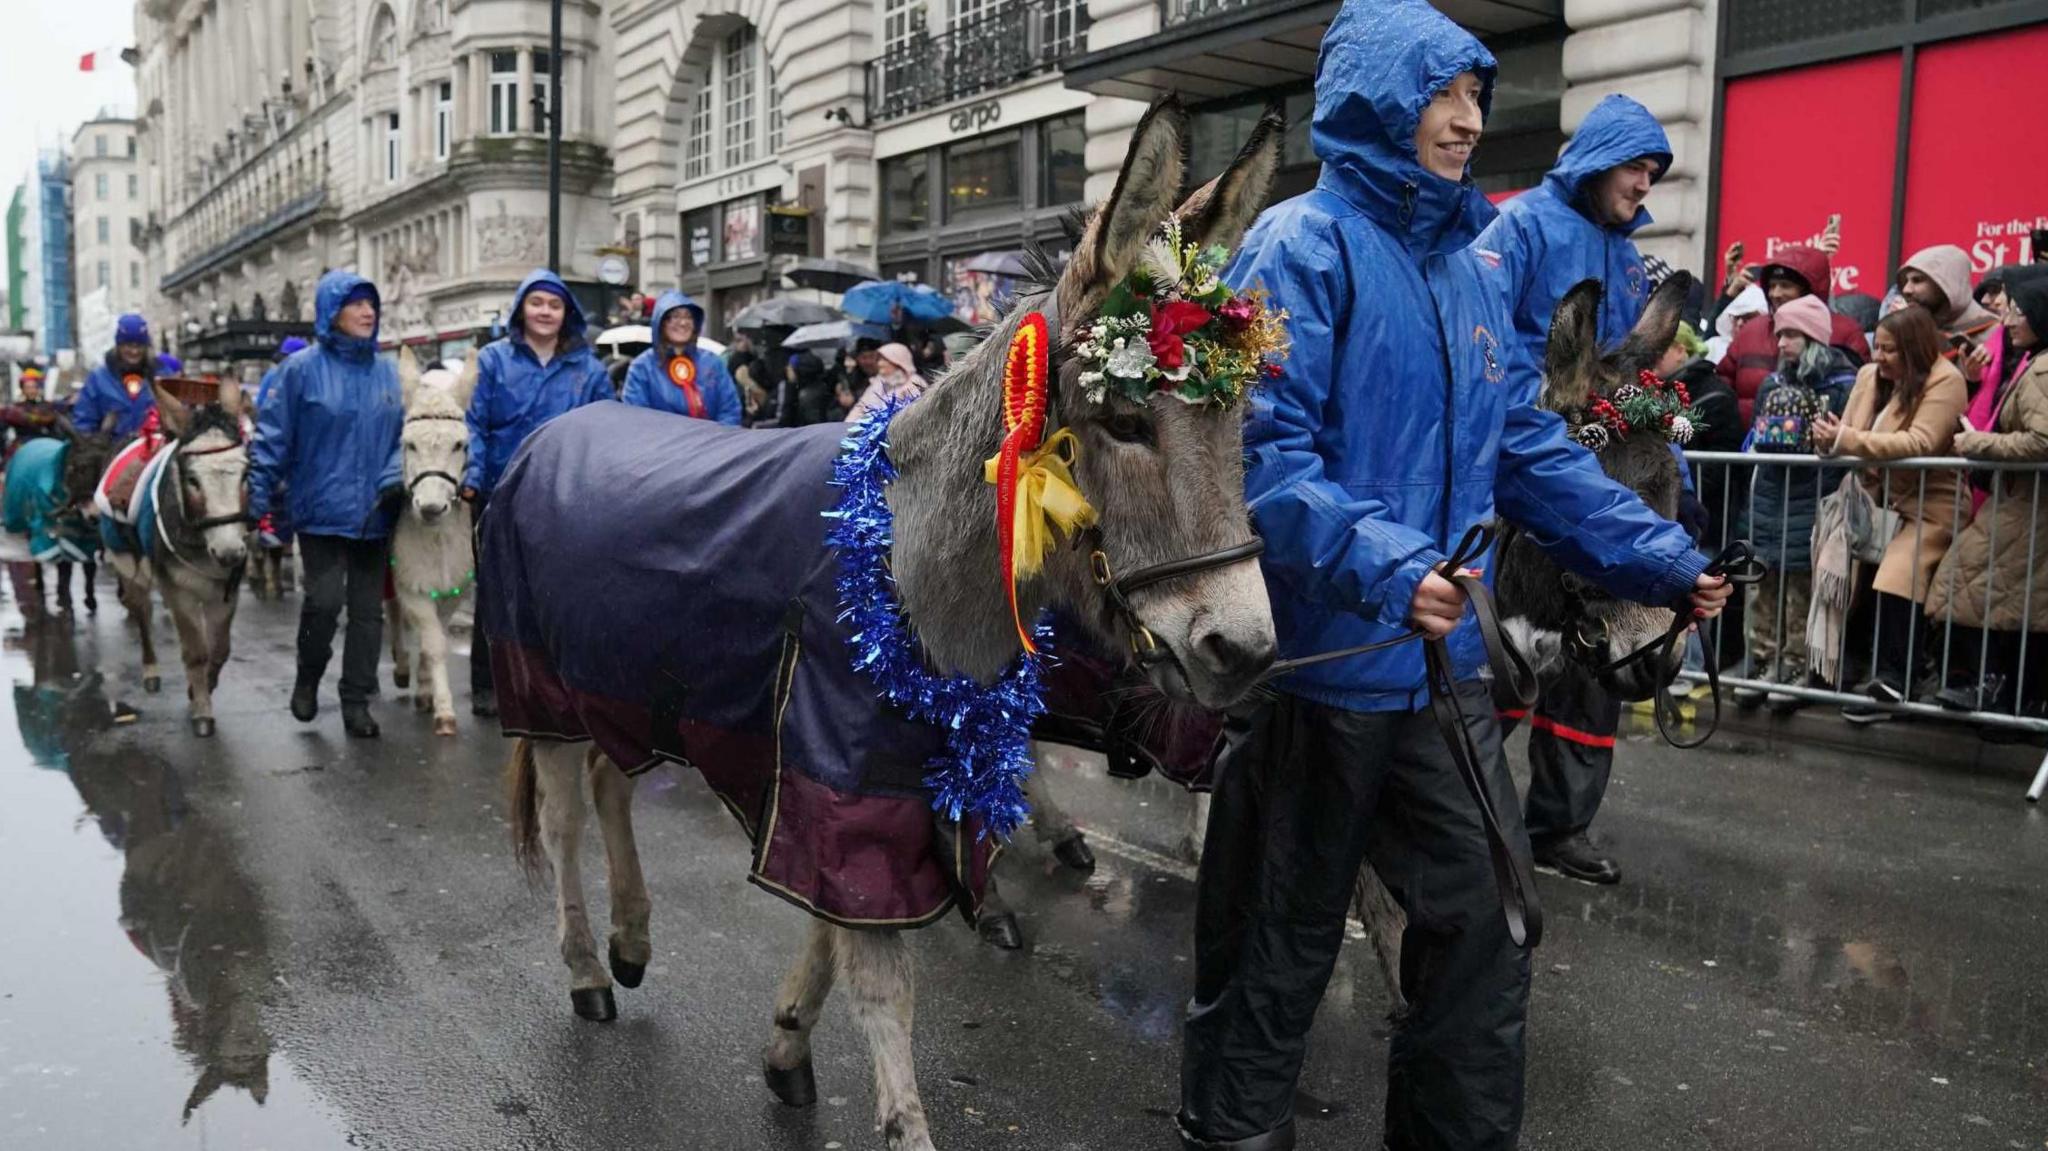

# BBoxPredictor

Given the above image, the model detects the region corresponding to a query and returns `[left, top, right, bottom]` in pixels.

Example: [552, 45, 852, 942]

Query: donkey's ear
[152, 381, 192, 438]
[217, 377, 244, 419]
[1615, 270, 1695, 371]
[1179, 102, 1283, 254]
[397, 345, 421, 410]
[452, 356, 479, 411]
[1542, 279, 1605, 414]
[1061, 97, 1189, 306]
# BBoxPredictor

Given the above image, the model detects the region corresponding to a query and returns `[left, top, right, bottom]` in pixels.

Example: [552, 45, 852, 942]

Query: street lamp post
[547, 0, 563, 269]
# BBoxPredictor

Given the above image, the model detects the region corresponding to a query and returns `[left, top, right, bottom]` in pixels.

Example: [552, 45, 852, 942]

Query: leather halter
[402, 412, 467, 495]
[1092, 538, 1267, 665]
[170, 431, 252, 532]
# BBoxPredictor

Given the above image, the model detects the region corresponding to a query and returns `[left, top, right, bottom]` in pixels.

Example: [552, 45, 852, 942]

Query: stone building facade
[134, 0, 617, 366]
[68, 116, 151, 345]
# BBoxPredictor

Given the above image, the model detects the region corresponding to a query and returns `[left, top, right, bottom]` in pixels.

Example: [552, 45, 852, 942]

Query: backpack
[1748, 374, 1825, 453]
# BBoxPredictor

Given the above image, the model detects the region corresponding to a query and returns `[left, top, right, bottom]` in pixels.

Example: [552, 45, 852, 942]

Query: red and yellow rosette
[982, 312, 1097, 653]
[667, 356, 698, 388]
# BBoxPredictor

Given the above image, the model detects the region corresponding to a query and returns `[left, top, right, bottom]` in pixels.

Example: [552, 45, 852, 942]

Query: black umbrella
[730, 298, 840, 332]
[961, 250, 1030, 278]
[785, 257, 882, 294]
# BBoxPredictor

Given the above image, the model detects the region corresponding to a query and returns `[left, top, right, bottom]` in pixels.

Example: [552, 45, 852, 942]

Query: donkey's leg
[586, 754, 650, 984]
[1024, 763, 1094, 873]
[532, 741, 613, 1021]
[401, 594, 453, 731]
[835, 928, 934, 1151]
[761, 917, 837, 1107]
[165, 584, 215, 737]
[82, 559, 97, 615]
[388, 594, 410, 691]
[115, 561, 160, 692]
[1352, 862, 1409, 1019]
[205, 593, 236, 692]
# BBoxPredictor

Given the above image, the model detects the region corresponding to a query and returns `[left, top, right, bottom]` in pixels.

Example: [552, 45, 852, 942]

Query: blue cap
[155, 353, 182, 374]
[279, 336, 309, 356]
[341, 283, 379, 310]
[115, 313, 150, 345]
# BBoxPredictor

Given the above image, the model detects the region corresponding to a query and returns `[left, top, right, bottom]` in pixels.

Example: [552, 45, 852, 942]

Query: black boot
[1533, 832, 1622, 885]
[290, 673, 320, 723]
[472, 687, 498, 718]
[342, 702, 380, 739]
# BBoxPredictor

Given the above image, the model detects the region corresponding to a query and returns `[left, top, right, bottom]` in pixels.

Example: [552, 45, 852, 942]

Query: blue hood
[652, 290, 706, 349]
[1312, 0, 1498, 259]
[314, 270, 380, 362]
[509, 269, 588, 346]
[1542, 94, 1671, 233]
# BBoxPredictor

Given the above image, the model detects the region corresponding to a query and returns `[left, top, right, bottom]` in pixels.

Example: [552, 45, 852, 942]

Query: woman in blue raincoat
[250, 271, 404, 739]
[619, 290, 741, 425]
[461, 270, 614, 716]
[1177, 3, 1730, 1148]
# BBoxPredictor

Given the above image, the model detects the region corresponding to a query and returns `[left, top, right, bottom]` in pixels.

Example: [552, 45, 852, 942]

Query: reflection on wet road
[1, 581, 2045, 1150]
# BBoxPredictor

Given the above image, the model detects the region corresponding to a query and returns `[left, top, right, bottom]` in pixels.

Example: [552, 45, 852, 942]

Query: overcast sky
[2, 0, 141, 191]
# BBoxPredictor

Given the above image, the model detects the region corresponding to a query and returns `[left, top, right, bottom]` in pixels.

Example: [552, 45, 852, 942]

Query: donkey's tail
[506, 738, 543, 879]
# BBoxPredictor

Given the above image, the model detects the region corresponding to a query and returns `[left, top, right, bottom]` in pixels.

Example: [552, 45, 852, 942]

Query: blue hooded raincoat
[1234, 0, 1708, 713]
[620, 291, 742, 426]
[1474, 94, 1671, 387]
[73, 350, 158, 439]
[250, 270, 404, 540]
[464, 270, 614, 497]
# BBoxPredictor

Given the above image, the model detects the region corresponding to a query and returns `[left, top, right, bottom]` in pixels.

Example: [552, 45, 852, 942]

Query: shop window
[944, 131, 1020, 222]
[724, 199, 763, 263]
[489, 51, 519, 135]
[1724, 0, 1899, 56]
[684, 208, 717, 270]
[1039, 114, 1086, 207]
[882, 153, 930, 234]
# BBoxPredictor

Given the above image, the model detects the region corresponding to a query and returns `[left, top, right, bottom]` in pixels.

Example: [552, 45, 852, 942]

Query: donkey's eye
[1102, 411, 1154, 446]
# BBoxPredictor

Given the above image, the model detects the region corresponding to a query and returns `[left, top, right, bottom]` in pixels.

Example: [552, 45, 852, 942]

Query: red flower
[1217, 295, 1259, 332]
[1147, 301, 1214, 371]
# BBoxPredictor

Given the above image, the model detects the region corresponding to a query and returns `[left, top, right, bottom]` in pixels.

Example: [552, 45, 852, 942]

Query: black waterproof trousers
[1179, 684, 1533, 1151]
[297, 534, 389, 705]
[1516, 665, 1619, 847]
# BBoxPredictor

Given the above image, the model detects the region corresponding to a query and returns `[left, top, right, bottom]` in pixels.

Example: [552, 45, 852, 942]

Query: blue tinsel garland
[823, 402, 1048, 839]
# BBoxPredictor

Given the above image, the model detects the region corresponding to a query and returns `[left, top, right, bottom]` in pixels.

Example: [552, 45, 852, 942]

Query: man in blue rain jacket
[461, 269, 613, 717]
[619, 290, 742, 425]
[250, 271, 404, 739]
[1471, 94, 1676, 887]
[72, 313, 159, 438]
[1176, 4, 1729, 1149]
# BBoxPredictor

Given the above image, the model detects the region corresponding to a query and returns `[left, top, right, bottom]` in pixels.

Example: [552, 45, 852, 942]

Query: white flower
[1107, 339, 1157, 379]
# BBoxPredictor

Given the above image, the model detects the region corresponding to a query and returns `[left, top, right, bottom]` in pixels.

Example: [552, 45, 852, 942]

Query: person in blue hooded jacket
[460, 269, 613, 717]
[250, 270, 404, 739]
[1470, 94, 1677, 888]
[619, 291, 741, 425]
[72, 313, 158, 438]
[252, 336, 309, 550]
[1176, 4, 1730, 1149]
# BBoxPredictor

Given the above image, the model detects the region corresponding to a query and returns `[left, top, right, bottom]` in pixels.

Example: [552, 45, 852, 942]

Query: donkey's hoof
[190, 717, 216, 738]
[433, 715, 458, 737]
[608, 939, 645, 989]
[569, 987, 616, 1022]
[1053, 833, 1097, 873]
[978, 912, 1024, 951]
[393, 668, 411, 690]
[143, 675, 162, 694]
[762, 1060, 817, 1107]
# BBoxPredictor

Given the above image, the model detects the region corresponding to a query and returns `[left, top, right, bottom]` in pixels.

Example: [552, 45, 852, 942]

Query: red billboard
[1716, 53, 1902, 299]
[1901, 23, 2048, 280]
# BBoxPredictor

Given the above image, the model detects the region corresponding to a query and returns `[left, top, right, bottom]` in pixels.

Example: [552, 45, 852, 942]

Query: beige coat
[1925, 352, 2048, 630]
[1828, 359, 1970, 600]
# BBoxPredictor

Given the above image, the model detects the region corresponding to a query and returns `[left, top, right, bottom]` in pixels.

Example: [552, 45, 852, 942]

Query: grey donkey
[504, 97, 1284, 1151]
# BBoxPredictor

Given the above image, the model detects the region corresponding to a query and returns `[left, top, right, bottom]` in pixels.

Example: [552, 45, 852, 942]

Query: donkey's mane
[175, 404, 245, 447]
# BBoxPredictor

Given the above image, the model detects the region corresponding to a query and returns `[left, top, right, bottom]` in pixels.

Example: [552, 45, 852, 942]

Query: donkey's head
[397, 348, 474, 522]
[154, 379, 251, 570]
[56, 417, 115, 518]
[887, 98, 1281, 709]
[1496, 272, 1696, 699]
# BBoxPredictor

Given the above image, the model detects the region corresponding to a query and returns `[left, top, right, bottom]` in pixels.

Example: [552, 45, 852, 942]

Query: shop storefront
[677, 160, 791, 339]
[873, 78, 1091, 325]
[1711, 1, 2048, 297]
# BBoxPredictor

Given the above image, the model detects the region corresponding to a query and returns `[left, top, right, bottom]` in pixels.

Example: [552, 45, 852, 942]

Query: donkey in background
[499, 98, 1283, 1151]
[387, 351, 476, 736]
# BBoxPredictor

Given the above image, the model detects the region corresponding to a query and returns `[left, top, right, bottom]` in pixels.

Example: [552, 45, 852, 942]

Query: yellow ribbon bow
[983, 427, 1098, 650]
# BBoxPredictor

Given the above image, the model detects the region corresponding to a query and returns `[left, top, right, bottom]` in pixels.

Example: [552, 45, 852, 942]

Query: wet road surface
[1, 579, 2045, 1149]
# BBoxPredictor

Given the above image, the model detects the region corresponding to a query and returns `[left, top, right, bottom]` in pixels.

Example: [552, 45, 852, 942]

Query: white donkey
[387, 350, 477, 736]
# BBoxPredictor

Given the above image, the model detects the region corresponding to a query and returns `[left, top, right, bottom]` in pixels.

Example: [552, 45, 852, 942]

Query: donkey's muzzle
[1189, 623, 1277, 694]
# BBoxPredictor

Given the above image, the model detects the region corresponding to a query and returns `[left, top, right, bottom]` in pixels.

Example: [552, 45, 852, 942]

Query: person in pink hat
[849, 341, 928, 419]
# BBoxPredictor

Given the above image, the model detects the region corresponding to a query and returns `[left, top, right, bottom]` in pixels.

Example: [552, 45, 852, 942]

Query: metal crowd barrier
[1679, 450, 2048, 802]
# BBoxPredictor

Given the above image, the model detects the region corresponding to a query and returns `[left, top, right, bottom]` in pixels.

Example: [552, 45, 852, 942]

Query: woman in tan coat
[1925, 276, 2048, 714]
[1815, 305, 1970, 708]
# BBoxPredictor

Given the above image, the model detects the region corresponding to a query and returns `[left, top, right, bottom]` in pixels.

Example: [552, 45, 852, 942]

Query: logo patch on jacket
[1472, 325, 1504, 385]
[1625, 262, 1646, 300]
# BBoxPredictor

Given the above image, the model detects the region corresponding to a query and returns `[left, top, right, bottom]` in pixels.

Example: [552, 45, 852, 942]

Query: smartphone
[1822, 213, 1841, 241]
[1723, 240, 1744, 274]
